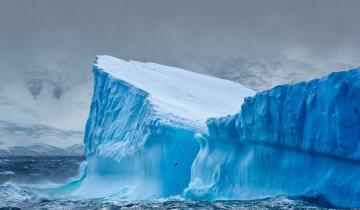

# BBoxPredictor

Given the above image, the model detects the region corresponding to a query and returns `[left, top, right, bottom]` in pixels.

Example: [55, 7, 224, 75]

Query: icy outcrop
[75, 55, 254, 199]
[69, 55, 360, 208]
[186, 68, 360, 207]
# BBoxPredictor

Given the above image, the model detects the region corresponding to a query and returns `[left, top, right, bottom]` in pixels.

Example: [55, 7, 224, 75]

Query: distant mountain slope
[0, 69, 92, 131]
[197, 55, 357, 91]
[0, 120, 84, 156]
[0, 64, 89, 155]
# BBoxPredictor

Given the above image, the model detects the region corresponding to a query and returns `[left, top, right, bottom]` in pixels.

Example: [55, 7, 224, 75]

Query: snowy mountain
[0, 73, 92, 131]
[194, 54, 360, 91]
[0, 64, 91, 156]
[0, 120, 84, 156]
[201, 56, 319, 91]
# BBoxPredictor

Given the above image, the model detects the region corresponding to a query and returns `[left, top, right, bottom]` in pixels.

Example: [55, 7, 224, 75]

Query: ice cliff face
[186, 68, 360, 207]
[73, 55, 359, 208]
[75, 55, 254, 199]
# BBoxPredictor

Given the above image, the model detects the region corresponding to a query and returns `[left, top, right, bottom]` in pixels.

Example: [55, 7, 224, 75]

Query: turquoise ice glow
[67, 56, 359, 208]
[186, 68, 360, 207]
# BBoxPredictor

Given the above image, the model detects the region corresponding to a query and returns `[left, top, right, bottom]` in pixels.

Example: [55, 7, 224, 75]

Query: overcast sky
[1, 0, 360, 84]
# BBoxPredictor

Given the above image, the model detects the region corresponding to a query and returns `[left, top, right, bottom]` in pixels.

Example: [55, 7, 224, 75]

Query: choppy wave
[0, 155, 340, 209]
[0, 183, 336, 210]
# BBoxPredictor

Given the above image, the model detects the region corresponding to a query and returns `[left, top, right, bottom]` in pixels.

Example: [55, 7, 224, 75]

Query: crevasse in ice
[185, 67, 360, 207]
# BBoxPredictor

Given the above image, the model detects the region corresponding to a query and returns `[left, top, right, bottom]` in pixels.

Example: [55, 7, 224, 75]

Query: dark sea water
[0, 156, 343, 210]
[0, 156, 85, 184]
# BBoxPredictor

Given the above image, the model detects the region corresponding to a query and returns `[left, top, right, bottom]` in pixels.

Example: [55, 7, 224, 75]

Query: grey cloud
[0, 0, 359, 88]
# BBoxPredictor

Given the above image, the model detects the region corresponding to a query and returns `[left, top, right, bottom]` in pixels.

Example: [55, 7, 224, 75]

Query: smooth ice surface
[72, 55, 254, 199]
[94, 55, 255, 129]
[186, 68, 360, 207]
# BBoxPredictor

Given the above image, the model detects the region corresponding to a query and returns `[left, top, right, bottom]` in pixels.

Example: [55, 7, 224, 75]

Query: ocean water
[0, 156, 85, 184]
[0, 156, 340, 210]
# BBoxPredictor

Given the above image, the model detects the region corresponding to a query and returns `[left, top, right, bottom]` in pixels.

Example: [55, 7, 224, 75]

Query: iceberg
[73, 55, 254, 199]
[66, 55, 359, 208]
[185, 68, 360, 207]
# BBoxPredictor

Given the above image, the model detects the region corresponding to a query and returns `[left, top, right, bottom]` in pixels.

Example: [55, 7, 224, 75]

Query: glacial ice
[185, 68, 360, 207]
[69, 55, 360, 208]
[73, 55, 254, 199]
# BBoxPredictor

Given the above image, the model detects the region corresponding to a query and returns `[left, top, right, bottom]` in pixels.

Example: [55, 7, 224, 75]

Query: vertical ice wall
[77, 65, 199, 199]
[186, 68, 360, 207]
[73, 55, 254, 199]
[70, 55, 360, 208]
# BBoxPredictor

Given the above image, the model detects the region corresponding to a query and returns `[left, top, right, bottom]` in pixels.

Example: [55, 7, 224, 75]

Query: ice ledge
[208, 67, 360, 161]
[94, 55, 255, 127]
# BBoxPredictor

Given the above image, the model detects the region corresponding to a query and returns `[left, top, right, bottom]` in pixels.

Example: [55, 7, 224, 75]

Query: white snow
[0, 120, 84, 156]
[95, 55, 255, 126]
[0, 75, 90, 154]
[0, 77, 91, 131]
